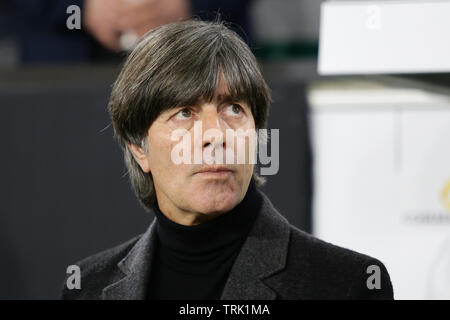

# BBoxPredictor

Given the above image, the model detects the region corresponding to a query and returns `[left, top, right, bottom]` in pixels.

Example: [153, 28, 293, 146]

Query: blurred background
[1, 0, 449, 299]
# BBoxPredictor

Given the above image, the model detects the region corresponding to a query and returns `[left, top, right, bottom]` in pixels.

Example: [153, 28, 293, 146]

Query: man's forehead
[215, 74, 229, 96]
[202, 75, 247, 104]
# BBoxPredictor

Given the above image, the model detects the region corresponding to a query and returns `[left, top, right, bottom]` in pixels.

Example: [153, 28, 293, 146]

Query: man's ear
[128, 143, 151, 173]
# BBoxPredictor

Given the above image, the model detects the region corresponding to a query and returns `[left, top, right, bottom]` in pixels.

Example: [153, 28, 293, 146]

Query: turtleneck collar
[153, 181, 263, 258]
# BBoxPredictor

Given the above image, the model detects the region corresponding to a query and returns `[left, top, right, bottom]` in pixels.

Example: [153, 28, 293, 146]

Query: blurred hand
[117, 0, 191, 38]
[84, 0, 124, 51]
[84, 0, 191, 51]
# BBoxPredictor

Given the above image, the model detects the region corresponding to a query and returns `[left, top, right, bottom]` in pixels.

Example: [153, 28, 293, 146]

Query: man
[62, 20, 394, 300]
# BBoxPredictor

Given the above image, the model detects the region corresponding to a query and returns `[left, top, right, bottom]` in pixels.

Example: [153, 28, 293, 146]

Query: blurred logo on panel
[441, 180, 450, 211]
[404, 179, 450, 224]
[426, 180, 450, 299]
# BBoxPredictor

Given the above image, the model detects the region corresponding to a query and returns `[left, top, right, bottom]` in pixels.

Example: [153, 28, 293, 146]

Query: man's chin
[190, 191, 240, 215]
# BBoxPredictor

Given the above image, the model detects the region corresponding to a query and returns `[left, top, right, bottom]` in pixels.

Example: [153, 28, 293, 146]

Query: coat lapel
[102, 219, 157, 300]
[102, 189, 291, 300]
[220, 192, 291, 300]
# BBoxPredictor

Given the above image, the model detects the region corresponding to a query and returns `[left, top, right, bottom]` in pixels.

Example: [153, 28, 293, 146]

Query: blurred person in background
[12, 0, 253, 64]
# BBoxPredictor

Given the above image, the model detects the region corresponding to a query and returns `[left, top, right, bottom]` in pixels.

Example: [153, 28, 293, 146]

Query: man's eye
[226, 104, 243, 116]
[175, 108, 192, 119]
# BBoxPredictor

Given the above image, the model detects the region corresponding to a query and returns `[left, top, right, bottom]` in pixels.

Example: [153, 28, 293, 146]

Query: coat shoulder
[289, 225, 380, 268]
[267, 225, 394, 299]
[61, 234, 142, 300]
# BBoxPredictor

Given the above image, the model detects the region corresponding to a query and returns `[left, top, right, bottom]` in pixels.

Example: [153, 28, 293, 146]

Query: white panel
[311, 85, 450, 299]
[318, 0, 450, 75]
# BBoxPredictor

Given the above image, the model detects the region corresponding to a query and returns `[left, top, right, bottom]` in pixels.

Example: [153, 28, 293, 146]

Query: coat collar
[220, 191, 291, 299]
[101, 220, 157, 300]
[102, 190, 291, 300]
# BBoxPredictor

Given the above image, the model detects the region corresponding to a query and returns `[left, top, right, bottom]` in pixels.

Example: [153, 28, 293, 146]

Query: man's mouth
[195, 166, 234, 177]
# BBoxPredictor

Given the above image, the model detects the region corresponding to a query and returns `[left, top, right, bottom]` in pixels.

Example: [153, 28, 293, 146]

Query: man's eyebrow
[213, 93, 244, 104]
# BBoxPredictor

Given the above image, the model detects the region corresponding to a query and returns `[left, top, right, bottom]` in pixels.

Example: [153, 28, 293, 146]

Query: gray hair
[108, 20, 271, 212]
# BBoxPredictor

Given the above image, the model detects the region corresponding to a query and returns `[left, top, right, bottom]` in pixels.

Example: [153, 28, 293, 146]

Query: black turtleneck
[146, 181, 263, 300]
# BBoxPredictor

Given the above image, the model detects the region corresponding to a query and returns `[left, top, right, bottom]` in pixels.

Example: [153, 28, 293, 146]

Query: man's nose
[200, 109, 226, 149]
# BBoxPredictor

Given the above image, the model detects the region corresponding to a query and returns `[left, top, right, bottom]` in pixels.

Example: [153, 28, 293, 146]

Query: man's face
[130, 76, 256, 225]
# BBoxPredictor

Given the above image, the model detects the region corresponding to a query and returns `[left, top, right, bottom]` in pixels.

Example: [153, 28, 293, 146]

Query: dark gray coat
[61, 191, 394, 300]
